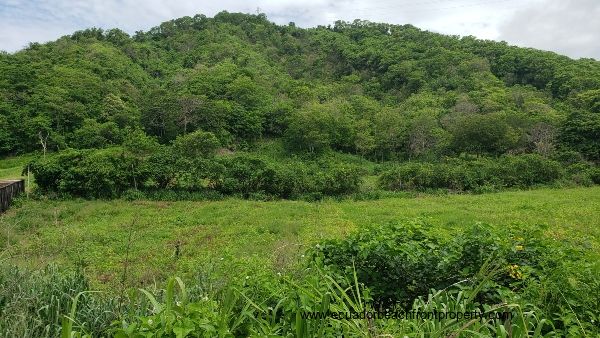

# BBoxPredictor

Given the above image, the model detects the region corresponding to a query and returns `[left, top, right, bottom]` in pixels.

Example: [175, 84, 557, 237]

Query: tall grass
[106, 263, 560, 337]
[0, 258, 590, 337]
[0, 264, 114, 337]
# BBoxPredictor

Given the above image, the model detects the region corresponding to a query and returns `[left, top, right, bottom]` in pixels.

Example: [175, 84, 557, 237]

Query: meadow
[2, 186, 599, 288]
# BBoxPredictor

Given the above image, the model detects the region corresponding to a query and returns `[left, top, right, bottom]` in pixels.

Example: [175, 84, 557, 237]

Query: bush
[589, 167, 600, 184]
[29, 148, 148, 198]
[315, 220, 503, 307]
[27, 149, 84, 193]
[28, 149, 366, 199]
[378, 162, 436, 191]
[315, 163, 363, 195]
[171, 130, 220, 158]
[378, 155, 565, 192]
[496, 154, 563, 187]
[269, 161, 314, 198]
[213, 155, 363, 198]
[121, 188, 147, 201]
[314, 219, 600, 332]
[213, 155, 277, 197]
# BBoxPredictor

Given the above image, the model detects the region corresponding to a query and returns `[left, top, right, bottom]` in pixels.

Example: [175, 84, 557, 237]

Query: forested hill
[1, 11, 599, 162]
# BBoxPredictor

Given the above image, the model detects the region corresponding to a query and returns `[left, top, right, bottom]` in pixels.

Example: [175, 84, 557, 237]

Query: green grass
[2, 186, 599, 289]
[0, 155, 33, 180]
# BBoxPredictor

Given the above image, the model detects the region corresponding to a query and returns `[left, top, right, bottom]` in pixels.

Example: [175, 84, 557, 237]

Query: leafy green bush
[496, 155, 563, 187]
[27, 149, 84, 193]
[314, 219, 600, 334]
[378, 155, 565, 192]
[29, 148, 148, 198]
[213, 155, 363, 198]
[213, 155, 277, 197]
[314, 163, 363, 196]
[171, 130, 220, 158]
[589, 167, 600, 184]
[316, 220, 498, 307]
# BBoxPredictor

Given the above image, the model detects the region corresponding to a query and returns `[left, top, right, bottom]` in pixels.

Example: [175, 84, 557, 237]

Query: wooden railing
[0, 180, 25, 213]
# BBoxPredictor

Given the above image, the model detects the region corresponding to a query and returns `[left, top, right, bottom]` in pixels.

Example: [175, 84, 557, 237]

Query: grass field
[0, 156, 27, 179]
[2, 186, 599, 289]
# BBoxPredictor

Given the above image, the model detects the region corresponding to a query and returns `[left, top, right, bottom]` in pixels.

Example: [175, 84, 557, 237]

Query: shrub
[496, 154, 563, 188]
[589, 167, 600, 184]
[27, 149, 84, 193]
[29, 148, 148, 198]
[316, 220, 556, 306]
[213, 155, 363, 198]
[377, 162, 438, 191]
[378, 155, 565, 192]
[314, 219, 600, 334]
[213, 155, 276, 196]
[315, 163, 363, 195]
[171, 130, 220, 158]
[269, 161, 314, 198]
[316, 220, 498, 307]
[121, 188, 147, 201]
[61, 148, 144, 198]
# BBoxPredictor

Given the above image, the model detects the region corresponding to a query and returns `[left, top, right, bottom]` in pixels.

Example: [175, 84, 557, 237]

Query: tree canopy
[1, 12, 599, 163]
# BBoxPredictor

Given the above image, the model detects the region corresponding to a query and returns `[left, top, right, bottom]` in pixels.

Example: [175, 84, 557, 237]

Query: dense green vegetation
[1, 12, 599, 199]
[2, 10, 600, 337]
[1, 187, 599, 336]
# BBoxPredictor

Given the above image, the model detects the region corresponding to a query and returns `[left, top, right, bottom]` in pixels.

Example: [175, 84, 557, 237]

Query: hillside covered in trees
[2, 11, 600, 337]
[1, 12, 599, 198]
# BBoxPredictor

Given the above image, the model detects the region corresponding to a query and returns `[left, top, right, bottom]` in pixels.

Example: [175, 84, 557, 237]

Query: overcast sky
[1, 0, 598, 59]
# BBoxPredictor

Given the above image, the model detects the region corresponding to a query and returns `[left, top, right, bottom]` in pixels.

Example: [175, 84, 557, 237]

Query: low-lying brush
[28, 148, 599, 200]
[27, 147, 364, 199]
[378, 154, 579, 192]
[2, 219, 598, 337]
[316, 220, 600, 335]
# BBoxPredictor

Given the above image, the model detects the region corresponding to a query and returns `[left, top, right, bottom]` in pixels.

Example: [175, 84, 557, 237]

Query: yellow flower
[515, 245, 524, 251]
[508, 264, 523, 279]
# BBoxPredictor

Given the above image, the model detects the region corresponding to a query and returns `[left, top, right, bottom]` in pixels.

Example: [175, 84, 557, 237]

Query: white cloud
[498, 0, 600, 59]
[0, 0, 598, 59]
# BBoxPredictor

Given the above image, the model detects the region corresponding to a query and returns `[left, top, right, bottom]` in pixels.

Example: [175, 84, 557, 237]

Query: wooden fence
[0, 180, 25, 213]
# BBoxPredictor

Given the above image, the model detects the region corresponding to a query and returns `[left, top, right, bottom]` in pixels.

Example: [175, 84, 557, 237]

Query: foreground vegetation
[3, 187, 599, 285]
[1, 187, 599, 336]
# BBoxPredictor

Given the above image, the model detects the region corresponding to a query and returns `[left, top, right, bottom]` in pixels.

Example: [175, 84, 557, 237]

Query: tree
[0, 113, 15, 155]
[354, 119, 375, 156]
[561, 110, 600, 161]
[101, 94, 139, 128]
[528, 122, 556, 157]
[285, 107, 332, 153]
[372, 107, 408, 161]
[451, 114, 520, 155]
[408, 116, 440, 159]
[123, 129, 160, 158]
[72, 119, 122, 149]
[141, 89, 178, 142]
[172, 130, 220, 159]
[176, 95, 202, 134]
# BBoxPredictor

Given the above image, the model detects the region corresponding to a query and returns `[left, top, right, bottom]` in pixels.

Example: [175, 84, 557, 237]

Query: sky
[0, 0, 598, 60]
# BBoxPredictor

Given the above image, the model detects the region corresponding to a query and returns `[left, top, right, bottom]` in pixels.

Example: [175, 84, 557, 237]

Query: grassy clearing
[2, 186, 599, 289]
[0, 155, 32, 180]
